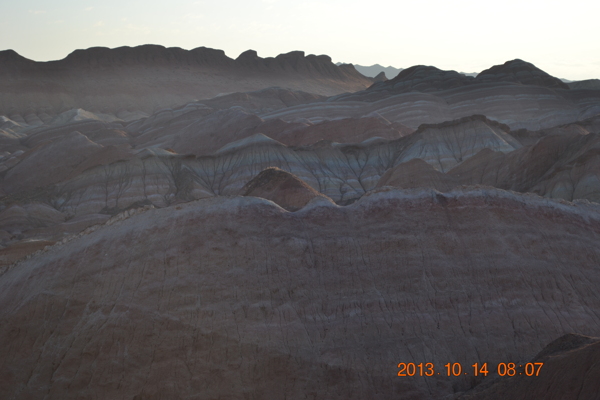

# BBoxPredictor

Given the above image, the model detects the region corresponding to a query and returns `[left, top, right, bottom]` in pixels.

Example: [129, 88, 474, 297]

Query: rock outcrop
[240, 167, 334, 211]
[400, 115, 521, 172]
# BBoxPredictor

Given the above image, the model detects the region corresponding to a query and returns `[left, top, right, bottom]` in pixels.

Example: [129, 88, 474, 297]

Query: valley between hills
[1, 45, 600, 399]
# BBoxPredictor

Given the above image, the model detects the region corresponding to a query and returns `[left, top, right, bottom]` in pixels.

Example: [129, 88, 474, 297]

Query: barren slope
[1, 189, 600, 399]
[1, 46, 600, 400]
[459, 334, 600, 400]
[3, 112, 600, 265]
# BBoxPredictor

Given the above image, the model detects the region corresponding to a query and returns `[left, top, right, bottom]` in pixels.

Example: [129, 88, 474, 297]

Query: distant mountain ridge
[0, 45, 374, 118]
[338, 62, 479, 80]
[339, 63, 404, 79]
[363, 59, 572, 94]
[2, 45, 598, 127]
[263, 59, 600, 132]
[568, 79, 600, 90]
[2, 45, 364, 79]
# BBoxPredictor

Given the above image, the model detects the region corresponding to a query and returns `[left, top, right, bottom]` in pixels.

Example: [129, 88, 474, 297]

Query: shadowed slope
[1, 189, 600, 399]
[459, 334, 600, 400]
[448, 131, 600, 202]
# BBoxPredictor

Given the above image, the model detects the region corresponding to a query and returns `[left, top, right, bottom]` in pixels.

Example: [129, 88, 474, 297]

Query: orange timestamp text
[397, 362, 544, 377]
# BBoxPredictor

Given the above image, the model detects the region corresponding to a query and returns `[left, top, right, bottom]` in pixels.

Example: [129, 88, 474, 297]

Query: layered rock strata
[267, 60, 600, 131]
[1, 189, 600, 399]
[3, 113, 600, 259]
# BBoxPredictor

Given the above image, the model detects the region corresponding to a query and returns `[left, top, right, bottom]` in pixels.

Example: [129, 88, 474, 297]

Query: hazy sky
[2, 0, 599, 80]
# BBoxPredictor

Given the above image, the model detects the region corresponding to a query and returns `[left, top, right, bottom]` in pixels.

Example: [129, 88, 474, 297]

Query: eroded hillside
[1, 51, 600, 399]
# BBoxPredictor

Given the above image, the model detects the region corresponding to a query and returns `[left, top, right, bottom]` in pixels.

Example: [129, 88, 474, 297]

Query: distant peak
[236, 49, 259, 60]
[477, 59, 569, 89]
[373, 71, 388, 82]
[0, 49, 22, 57]
[485, 59, 538, 72]
[0, 49, 33, 64]
[0, 46, 368, 87]
[390, 65, 447, 81]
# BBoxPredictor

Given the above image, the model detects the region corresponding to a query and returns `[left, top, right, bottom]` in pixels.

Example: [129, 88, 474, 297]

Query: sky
[1, 0, 599, 80]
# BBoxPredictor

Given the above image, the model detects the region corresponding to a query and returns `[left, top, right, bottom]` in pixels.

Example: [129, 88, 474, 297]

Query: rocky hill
[0, 45, 373, 119]
[0, 49, 599, 399]
[1, 189, 600, 399]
